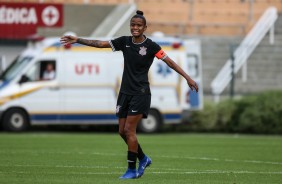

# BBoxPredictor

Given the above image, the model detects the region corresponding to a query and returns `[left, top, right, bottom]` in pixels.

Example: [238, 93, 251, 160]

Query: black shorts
[116, 93, 151, 119]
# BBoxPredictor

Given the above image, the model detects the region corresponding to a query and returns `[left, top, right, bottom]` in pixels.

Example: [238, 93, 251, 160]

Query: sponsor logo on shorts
[116, 105, 121, 113]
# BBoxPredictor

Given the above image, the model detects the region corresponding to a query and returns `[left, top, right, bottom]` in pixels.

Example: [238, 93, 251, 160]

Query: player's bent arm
[77, 38, 111, 48]
[163, 56, 199, 92]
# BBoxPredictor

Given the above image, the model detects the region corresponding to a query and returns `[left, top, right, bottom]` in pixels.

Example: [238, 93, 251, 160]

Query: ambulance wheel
[138, 110, 162, 133]
[2, 109, 30, 132]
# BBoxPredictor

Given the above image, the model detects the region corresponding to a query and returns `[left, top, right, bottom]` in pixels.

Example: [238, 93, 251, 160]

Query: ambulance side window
[24, 62, 41, 82]
[40, 61, 56, 80]
[23, 60, 56, 82]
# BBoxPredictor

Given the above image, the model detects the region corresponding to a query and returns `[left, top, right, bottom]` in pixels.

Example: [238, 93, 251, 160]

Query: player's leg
[118, 118, 127, 143]
[124, 114, 143, 152]
[119, 114, 142, 179]
[117, 93, 146, 156]
[118, 94, 152, 179]
[116, 93, 129, 143]
[119, 117, 147, 167]
[117, 93, 140, 179]
[128, 95, 152, 178]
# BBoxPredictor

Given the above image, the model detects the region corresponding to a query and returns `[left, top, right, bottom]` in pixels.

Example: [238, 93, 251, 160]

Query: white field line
[1, 170, 282, 175]
[150, 171, 282, 175]
[158, 155, 282, 165]
[1, 150, 282, 166]
[1, 164, 282, 175]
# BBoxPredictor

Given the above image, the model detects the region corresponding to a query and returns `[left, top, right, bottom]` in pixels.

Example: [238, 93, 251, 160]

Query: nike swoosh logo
[126, 45, 130, 47]
[132, 110, 138, 112]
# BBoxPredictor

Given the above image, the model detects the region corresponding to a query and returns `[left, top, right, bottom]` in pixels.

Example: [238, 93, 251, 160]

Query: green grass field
[0, 133, 282, 184]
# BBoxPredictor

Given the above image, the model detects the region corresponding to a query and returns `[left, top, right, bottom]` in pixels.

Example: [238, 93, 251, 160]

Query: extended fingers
[60, 36, 71, 45]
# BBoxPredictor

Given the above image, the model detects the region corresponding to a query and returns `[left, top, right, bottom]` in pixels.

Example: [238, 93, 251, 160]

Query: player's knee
[124, 127, 134, 138]
[119, 129, 125, 137]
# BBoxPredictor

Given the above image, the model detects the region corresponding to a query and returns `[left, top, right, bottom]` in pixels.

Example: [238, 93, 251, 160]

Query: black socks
[126, 144, 145, 169]
[127, 151, 137, 169]
[137, 144, 145, 161]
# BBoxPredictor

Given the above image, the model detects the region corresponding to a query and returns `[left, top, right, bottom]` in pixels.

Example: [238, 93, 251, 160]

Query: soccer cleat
[119, 168, 139, 179]
[138, 155, 152, 177]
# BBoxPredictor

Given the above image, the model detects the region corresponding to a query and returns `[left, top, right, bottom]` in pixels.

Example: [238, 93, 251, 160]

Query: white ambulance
[0, 36, 203, 132]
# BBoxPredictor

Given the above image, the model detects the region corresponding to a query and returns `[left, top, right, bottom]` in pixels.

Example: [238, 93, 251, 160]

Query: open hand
[60, 35, 78, 45]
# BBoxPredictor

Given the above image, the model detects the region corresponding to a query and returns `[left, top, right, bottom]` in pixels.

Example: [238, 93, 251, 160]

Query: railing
[210, 7, 278, 102]
[106, 3, 136, 37]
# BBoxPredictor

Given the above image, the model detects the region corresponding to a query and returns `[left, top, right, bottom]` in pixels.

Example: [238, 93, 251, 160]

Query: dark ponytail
[131, 10, 146, 25]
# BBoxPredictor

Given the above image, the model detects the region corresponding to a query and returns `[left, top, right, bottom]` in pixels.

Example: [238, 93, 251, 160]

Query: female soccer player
[60, 10, 198, 179]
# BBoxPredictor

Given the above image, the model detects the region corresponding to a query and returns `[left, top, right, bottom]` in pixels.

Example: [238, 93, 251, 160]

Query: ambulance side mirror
[19, 75, 30, 84]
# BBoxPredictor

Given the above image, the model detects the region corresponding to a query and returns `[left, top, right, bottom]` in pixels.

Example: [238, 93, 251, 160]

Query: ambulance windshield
[0, 56, 33, 81]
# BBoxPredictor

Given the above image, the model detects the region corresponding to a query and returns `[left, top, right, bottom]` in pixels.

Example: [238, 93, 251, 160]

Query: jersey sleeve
[109, 36, 126, 52]
[151, 41, 168, 60]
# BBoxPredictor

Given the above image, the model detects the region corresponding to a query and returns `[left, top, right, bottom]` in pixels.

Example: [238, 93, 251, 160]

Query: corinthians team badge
[139, 46, 147, 56]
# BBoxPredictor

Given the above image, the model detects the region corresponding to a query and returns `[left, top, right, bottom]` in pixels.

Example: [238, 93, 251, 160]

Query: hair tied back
[136, 10, 144, 16]
[131, 10, 146, 25]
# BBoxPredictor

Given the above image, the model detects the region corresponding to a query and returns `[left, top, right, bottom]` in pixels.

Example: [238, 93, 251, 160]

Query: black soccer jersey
[109, 36, 162, 95]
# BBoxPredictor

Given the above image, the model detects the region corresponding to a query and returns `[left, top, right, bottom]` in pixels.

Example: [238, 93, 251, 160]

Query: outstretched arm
[60, 35, 111, 48]
[162, 56, 199, 92]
